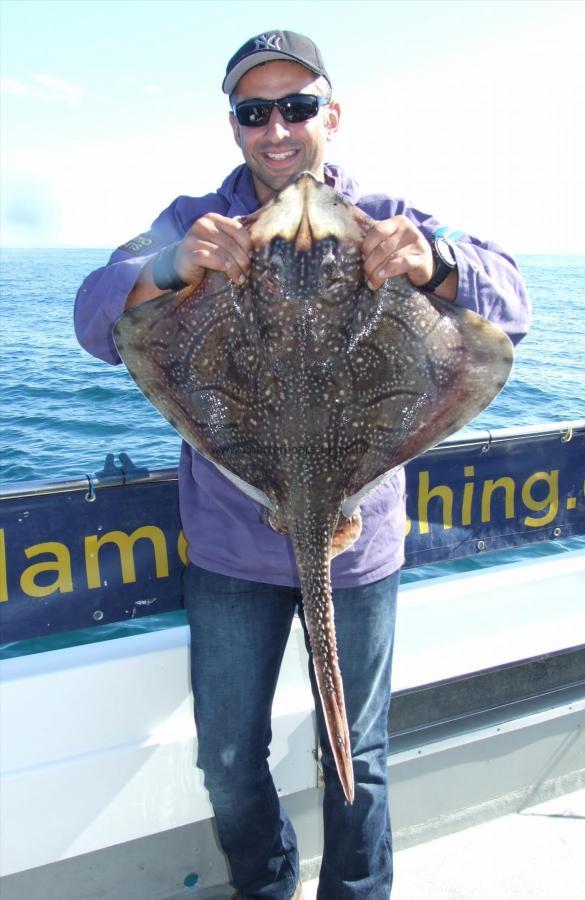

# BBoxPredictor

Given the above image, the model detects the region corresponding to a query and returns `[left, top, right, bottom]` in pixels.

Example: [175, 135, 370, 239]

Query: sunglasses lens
[235, 95, 324, 127]
[236, 101, 272, 126]
[279, 95, 319, 123]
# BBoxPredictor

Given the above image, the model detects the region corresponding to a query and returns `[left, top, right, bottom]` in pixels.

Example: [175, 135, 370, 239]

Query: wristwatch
[420, 236, 457, 293]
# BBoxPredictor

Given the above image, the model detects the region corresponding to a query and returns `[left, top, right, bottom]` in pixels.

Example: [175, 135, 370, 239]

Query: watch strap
[420, 238, 456, 294]
[152, 242, 189, 292]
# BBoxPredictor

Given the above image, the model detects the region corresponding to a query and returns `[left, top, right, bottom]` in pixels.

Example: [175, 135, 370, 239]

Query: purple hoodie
[74, 163, 530, 587]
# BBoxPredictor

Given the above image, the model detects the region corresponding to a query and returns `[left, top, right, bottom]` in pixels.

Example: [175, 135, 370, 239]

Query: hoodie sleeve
[359, 194, 531, 346]
[74, 193, 227, 364]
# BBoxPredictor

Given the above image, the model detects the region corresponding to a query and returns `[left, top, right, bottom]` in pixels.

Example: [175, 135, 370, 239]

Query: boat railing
[1, 419, 582, 499]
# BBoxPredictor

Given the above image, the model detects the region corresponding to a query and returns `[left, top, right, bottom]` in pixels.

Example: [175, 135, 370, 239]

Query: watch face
[435, 236, 457, 267]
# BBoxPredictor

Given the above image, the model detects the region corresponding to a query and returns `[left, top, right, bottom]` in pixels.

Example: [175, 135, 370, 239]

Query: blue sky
[1, 0, 583, 252]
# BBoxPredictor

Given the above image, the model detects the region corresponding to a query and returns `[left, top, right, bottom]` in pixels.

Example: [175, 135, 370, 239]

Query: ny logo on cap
[254, 33, 282, 51]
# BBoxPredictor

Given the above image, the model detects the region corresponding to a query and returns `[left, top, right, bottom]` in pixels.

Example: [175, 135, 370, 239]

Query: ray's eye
[320, 249, 343, 292]
[263, 252, 286, 294]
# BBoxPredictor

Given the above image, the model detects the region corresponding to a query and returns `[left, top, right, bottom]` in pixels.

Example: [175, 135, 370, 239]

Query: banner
[404, 424, 584, 565]
[1, 423, 583, 643]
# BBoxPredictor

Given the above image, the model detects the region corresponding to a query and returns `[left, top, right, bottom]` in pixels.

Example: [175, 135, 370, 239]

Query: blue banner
[403, 424, 584, 565]
[1, 424, 583, 643]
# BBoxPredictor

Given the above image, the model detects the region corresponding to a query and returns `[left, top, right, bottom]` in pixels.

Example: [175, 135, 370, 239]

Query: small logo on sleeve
[434, 225, 464, 242]
[118, 232, 159, 255]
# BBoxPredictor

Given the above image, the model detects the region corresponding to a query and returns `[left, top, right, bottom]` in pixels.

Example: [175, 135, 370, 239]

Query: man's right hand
[125, 213, 253, 310]
[175, 212, 253, 289]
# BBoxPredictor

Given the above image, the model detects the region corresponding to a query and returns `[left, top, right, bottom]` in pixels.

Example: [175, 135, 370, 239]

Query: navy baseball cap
[222, 30, 331, 95]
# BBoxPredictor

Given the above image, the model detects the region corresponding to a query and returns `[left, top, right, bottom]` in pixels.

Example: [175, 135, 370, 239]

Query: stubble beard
[248, 152, 324, 204]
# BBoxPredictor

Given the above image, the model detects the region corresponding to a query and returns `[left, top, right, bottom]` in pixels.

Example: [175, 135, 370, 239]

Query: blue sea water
[1, 249, 584, 483]
[1, 249, 584, 655]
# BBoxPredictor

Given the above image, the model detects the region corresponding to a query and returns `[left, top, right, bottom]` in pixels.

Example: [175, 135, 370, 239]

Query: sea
[1, 249, 584, 656]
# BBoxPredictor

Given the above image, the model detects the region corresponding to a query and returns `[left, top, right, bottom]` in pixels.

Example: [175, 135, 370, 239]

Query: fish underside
[113, 173, 513, 804]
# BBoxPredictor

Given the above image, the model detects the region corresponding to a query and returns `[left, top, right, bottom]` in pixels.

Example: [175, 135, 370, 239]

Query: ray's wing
[113, 272, 280, 506]
[342, 275, 514, 503]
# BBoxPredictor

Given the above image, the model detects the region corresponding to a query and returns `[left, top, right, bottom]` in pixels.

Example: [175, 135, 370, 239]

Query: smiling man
[228, 61, 336, 200]
[75, 30, 530, 900]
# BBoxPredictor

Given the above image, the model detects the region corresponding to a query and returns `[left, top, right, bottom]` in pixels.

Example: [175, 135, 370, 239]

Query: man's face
[229, 60, 341, 205]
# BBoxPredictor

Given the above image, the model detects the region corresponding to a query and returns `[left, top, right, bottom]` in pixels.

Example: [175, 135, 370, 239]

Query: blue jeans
[183, 564, 399, 900]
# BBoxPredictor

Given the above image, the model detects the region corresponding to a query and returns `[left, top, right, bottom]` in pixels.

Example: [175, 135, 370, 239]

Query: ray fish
[113, 173, 514, 804]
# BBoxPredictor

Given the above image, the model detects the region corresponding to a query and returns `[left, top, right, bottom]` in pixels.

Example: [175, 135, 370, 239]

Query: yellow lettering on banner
[0, 529, 8, 602]
[461, 465, 475, 526]
[177, 530, 189, 565]
[481, 477, 515, 523]
[20, 542, 73, 598]
[523, 470, 559, 527]
[417, 471, 453, 534]
[85, 526, 169, 589]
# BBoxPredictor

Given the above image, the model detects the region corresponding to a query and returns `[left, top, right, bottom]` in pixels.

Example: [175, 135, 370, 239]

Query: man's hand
[174, 213, 253, 289]
[362, 216, 457, 301]
[125, 213, 253, 310]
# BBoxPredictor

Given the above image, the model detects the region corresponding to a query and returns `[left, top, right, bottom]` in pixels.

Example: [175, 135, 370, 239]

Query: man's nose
[264, 107, 291, 139]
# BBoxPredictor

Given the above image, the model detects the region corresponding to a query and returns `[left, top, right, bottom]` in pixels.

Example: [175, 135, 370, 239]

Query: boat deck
[187, 788, 584, 899]
[387, 787, 585, 900]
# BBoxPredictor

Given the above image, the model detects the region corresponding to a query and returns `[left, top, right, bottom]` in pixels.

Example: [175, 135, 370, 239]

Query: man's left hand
[362, 215, 433, 291]
[362, 216, 458, 301]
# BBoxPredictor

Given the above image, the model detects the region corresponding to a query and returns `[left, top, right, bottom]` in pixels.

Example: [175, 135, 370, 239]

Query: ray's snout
[246, 173, 369, 302]
[247, 172, 370, 252]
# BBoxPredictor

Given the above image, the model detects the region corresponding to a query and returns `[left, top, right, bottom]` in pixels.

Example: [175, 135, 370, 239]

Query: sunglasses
[233, 93, 330, 127]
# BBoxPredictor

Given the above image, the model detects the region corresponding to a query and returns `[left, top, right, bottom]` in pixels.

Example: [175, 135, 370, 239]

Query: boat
[1, 421, 584, 899]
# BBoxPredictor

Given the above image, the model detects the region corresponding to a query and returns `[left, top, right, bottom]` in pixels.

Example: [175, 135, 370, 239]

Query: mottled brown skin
[113, 173, 514, 804]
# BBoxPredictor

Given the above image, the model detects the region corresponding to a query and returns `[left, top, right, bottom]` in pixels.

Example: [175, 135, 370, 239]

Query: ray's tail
[291, 524, 355, 804]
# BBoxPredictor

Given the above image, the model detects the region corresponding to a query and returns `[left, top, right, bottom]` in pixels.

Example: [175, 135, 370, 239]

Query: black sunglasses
[233, 93, 330, 127]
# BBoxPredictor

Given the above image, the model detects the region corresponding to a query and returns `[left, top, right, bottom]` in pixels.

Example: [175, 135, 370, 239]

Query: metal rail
[389, 643, 585, 748]
[1, 419, 583, 501]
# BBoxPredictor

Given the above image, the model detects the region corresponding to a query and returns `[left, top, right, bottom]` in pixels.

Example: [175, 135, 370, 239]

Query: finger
[362, 214, 427, 265]
[362, 227, 423, 284]
[196, 232, 251, 281]
[180, 240, 250, 285]
[366, 251, 430, 290]
[362, 219, 396, 259]
[181, 215, 252, 281]
[194, 213, 254, 263]
[197, 236, 251, 282]
[362, 234, 410, 281]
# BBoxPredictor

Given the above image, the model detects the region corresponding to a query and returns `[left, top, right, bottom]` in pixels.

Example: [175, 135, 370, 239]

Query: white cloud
[35, 73, 87, 99]
[0, 74, 88, 106]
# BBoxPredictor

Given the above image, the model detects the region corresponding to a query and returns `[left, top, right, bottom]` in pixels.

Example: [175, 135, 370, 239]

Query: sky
[1, 0, 584, 254]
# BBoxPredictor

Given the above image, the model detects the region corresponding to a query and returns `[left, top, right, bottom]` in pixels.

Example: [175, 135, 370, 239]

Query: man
[75, 30, 530, 900]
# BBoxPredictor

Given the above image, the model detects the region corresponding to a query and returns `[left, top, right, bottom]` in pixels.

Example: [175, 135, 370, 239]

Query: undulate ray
[113, 173, 514, 803]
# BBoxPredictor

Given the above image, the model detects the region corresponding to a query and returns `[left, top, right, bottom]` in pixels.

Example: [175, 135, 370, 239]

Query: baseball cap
[222, 30, 331, 95]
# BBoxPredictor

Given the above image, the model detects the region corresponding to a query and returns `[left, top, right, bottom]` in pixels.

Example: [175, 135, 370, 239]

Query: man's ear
[325, 101, 341, 141]
[229, 111, 242, 148]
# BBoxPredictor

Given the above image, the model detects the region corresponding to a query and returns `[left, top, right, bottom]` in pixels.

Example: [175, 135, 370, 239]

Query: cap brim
[222, 51, 324, 94]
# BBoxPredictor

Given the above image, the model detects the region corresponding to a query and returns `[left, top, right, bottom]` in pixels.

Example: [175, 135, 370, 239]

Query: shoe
[231, 882, 303, 899]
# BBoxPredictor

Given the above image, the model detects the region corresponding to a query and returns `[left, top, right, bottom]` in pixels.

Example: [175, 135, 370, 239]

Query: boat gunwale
[1, 419, 583, 501]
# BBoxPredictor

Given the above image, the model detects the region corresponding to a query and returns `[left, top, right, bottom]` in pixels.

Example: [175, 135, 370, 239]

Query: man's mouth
[263, 149, 299, 162]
